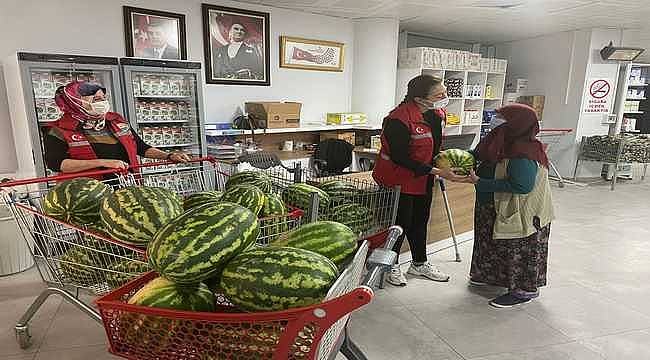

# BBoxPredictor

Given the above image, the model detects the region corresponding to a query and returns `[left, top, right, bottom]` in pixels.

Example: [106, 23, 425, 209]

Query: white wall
[0, 0, 354, 174]
[352, 18, 399, 127]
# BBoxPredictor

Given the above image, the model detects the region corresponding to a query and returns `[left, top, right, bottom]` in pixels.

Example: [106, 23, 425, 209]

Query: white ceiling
[234, 0, 650, 44]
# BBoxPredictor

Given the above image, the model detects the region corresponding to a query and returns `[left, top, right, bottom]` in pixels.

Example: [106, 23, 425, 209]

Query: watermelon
[43, 178, 112, 226]
[106, 259, 150, 289]
[220, 246, 338, 311]
[273, 221, 357, 267]
[259, 193, 289, 243]
[220, 184, 265, 215]
[148, 202, 260, 285]
[328, 203, 372, 235]
[128, 277, 215, 312]
[59, 247, 102, 287]
[434, 149, 475, 176]
[225, 171, 273, 193]
[318, 179, 358, 199]
[281, 183, 330, 214]
[183, 191, 222, 211]
[100, 187, 183, 247]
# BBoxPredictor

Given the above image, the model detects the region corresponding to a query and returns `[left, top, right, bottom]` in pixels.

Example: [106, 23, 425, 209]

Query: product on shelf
[444, 78, 464, 98]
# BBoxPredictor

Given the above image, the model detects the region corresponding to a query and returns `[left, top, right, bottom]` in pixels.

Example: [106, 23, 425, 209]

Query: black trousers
[393, 179, 434, 264]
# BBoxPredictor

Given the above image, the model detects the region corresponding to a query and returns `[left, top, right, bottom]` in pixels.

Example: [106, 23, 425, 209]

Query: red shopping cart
[95, 225, 401, 360]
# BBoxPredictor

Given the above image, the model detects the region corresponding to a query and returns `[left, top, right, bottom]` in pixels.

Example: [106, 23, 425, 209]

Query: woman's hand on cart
[99, 159, 129, 170]
[167, 151, 192, 163]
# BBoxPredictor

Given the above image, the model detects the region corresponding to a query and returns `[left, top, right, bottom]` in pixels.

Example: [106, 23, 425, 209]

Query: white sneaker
[386, 265, 408, 287]
[408, 263, 450, 282]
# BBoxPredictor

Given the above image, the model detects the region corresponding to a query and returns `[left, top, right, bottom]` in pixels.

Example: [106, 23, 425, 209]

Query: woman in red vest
[44, 81, 190, 177]
[373, 75, 464, 286]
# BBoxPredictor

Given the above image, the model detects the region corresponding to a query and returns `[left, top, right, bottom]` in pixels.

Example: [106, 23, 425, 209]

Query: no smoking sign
[583, 78, 613, 114]
[589, 79, 610, 99]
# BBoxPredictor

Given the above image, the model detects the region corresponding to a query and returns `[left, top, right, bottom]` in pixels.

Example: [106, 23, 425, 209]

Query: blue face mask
[489, 115, 507, 129]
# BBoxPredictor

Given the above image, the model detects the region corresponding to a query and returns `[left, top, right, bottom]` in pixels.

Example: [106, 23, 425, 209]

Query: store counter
[341, 172, 475, 250]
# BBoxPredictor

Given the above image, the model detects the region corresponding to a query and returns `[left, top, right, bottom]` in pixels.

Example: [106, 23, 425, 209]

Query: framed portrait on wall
[280, 36, 344, 72]
[202, 4, 270, 86]
[123, 6, 187, 60]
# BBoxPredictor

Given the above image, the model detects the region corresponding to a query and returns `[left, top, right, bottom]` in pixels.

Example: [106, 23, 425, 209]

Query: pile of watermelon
[43, 171, 363, 314]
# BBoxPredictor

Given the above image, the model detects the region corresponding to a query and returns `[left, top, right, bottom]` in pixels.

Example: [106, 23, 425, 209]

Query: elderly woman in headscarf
[44, 81, 190, 177]
[461, 104, 554, 308]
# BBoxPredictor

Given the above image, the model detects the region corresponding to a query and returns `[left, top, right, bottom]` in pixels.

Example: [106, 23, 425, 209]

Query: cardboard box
[245, 102, 301, 129]
[326, 112, 367, 125]
[517, 95, 545, 121]
[320, 131, 355, 145]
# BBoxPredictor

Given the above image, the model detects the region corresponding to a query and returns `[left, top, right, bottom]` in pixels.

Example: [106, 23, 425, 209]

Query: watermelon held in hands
[225, 171, 273, 193]
[43, 178, 112, 226]
[273, 221, 358, 268]
[183, 191, 222, 211]
[434, 149, 475, 176]
[147, 202, 260, 285]
[128, 277, 215, 312]
[220, 246, 338, 312]
[100, 187, 183, 247]
[220, 184, 266, 215]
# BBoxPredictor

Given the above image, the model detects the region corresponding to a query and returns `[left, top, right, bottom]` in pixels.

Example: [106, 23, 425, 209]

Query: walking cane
[438, 177, 461, 262]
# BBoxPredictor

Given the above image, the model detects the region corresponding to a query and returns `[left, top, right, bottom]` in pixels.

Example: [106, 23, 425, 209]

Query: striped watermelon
[281, 183, 330, 213]
[259, 193, 289, 243]
[318, 179, 358, 199]
[220, 246, 338, 311]
[220, 184, 265, 215]
[100, 187, 183, 247]
[59, 247, 102, 287]
[328, 203, 372, 235]
[183, 191, 222, 211]
[148, 202, 260, 285]
[128, 277, 215, 312]
[434, 149, 475, 176]
[106, 259, 150, 289]
[273, 221, 357, 267]
[226, 171, 273, 193]
[43, 178, 112, 226]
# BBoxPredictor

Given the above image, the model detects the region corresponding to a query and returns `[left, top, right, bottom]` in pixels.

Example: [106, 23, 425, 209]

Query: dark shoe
[468, 278, 487, 286]
[489, 294, 532, 308]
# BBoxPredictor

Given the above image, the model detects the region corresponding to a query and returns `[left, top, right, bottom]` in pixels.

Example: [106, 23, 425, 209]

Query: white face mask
[431, 97, 449, 109]
[85, 100, 111, 116]
[489, 115, 507, 129]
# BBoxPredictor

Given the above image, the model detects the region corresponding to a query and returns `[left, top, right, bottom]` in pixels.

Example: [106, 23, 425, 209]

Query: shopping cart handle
[0, 168, 128, 188]
[362, 225, 402, 288]
[129, 156, 218, 169]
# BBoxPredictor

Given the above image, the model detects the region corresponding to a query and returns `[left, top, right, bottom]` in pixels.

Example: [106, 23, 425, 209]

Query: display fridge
[119, 58, 207, 174]
[4, 52, 124, 178]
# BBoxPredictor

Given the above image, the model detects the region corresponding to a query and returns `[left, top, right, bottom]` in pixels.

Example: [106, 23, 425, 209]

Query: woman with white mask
[44, 81, 190, 180]
[373, 75, 466, 286]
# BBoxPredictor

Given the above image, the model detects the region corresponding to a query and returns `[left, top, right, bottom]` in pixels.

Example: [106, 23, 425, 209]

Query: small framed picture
[280, 36, 345, 72]
[123, 6, 187, 60]
[202, 4, 270, 86]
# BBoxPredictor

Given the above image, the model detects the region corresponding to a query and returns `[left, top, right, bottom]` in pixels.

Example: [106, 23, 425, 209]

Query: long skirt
[470, 202, 550, 294]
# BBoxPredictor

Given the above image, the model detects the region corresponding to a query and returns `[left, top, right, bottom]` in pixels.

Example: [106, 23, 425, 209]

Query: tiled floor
[2, 180, 649, 359]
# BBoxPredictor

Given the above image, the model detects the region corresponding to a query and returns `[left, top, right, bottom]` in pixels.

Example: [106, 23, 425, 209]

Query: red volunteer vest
[52, 112, 140, 178]
[372, 102, 439, 195]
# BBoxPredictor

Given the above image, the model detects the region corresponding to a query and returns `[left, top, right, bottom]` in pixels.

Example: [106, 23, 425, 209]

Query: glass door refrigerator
[119, 58, 207, 174]
[4, 52, 123, 179]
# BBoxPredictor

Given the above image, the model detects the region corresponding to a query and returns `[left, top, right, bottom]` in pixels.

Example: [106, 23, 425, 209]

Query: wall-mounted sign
[583, 78, 614, 113]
